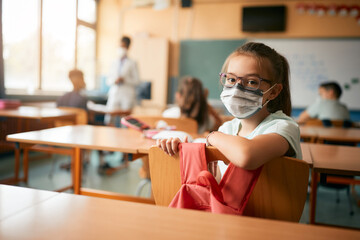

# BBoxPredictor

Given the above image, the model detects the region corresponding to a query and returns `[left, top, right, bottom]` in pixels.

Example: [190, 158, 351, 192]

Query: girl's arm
[207, 131, 289, 170]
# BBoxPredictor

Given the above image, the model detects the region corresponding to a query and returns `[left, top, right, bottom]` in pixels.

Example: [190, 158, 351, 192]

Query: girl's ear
[268, 84, 283, 100]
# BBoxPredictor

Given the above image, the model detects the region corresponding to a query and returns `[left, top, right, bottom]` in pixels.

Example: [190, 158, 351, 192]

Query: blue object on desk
[100, 76, 110, 94]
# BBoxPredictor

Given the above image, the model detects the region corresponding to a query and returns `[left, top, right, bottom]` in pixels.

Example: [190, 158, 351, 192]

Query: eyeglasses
[219, 72, 272, 91]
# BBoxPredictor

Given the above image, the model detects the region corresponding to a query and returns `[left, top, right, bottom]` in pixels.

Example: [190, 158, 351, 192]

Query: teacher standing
[105, 36, 140, 126]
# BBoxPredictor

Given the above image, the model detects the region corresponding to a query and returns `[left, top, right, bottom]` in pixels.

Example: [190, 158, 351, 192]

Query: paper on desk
[151, 130, 194, 142]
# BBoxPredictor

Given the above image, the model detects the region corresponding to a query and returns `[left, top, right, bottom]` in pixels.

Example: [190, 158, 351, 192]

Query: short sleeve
[262, 120, 302, 159]
[218, 118, 241, 136]
[162, 107, 181, 118]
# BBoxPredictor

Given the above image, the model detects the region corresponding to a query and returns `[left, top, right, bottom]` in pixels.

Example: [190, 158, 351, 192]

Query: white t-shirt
[307, 98, 350, 121]
[217, 110, 302, 176]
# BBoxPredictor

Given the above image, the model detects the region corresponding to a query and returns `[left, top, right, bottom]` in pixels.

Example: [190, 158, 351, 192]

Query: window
[2, 0, 97, 93]
[3, 0, 39, 91]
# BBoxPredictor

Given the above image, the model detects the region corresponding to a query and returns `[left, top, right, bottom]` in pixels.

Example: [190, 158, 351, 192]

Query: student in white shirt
[297, 81, 350, 124]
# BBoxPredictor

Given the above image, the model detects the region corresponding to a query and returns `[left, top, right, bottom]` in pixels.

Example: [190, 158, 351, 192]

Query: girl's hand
[156, 136, 188, 156]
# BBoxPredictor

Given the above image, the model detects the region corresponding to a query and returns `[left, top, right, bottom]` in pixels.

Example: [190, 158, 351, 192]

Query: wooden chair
[131, 115, 198, 133]
[55, 106, 88, 126]
[131, 115, 198, 197]
[149, 146, 309, 222]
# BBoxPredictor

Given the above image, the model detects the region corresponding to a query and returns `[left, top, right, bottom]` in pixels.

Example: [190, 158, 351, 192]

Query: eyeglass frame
[219, 72, 273, 91]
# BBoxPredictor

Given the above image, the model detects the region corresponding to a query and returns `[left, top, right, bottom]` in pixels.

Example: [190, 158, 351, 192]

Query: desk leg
[309, 170, 318, 224]
[73, 147, 81, 194]
[23, 147, 29, 183]
[14, 143, 20, 182]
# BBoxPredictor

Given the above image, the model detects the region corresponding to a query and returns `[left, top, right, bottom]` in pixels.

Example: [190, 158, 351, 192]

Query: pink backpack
[169, 143, 262, 215]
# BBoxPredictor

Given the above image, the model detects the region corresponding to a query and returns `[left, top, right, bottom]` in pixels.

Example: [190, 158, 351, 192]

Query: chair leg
[336, 190, 340, 204]
[48, 154, 59, 178]
[346, 187, 354, 216]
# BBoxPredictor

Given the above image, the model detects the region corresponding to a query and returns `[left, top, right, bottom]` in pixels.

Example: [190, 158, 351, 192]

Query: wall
[97, 0, 360, 119]
[97, 0, 360, 79]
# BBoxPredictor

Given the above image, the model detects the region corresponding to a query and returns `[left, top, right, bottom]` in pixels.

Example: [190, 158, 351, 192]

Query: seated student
[297, 81, 350, 125]
[162, 76, 222, 134]
[56, 69, 88, 170]
[57, 69, 88, 110]
[157, 42, 302, 187]
[139, 76, 222, 180]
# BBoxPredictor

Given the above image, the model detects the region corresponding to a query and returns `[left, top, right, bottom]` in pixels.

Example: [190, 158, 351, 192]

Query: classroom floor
[0, 151, 359, 229]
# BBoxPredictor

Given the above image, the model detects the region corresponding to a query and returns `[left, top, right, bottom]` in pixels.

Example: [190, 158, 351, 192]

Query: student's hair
[68, 69, 85, 90]
[177, 76, 208, 127]
[320, 81, 342, 99]
[121, 36, 131, 48]
[221, 42, 292, 116]
[68, 69, 83, 79]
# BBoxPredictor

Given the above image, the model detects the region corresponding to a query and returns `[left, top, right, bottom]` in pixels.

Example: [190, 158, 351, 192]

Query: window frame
[3, 0, 98, 94]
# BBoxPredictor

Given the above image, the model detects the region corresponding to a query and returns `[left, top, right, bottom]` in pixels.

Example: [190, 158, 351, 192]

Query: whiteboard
[249, 38, 360, 110]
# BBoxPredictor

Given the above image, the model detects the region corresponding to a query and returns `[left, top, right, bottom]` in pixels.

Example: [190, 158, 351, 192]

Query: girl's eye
[227, 78, 236, 83]
[246, 78, 260, 86]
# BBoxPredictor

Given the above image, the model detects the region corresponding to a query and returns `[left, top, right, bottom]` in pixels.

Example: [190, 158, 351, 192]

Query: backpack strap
[179, 143, 207, 184]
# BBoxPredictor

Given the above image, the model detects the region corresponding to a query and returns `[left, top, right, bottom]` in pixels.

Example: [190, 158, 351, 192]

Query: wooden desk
[0, 106, 76, 120]
[0, 106, 76, 183]
[0, 184, 58, 221]
[87, 102, 131, 125]
[308, 144, 360, 225]
[315, 127, 360, 144]
[1, 185, 359, 240]
[300, 126, 360, 144]
[300, 126, 319, 143]
[6, 125, 155, 197]
[300, 142, 313, 166]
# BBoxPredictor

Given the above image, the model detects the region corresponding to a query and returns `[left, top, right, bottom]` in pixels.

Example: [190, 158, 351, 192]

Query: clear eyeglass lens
[221, 74, 260, 90]
[243, 76, 260, 90]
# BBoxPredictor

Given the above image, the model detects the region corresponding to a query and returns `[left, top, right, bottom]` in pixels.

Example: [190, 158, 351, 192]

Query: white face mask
[220, 84, 276, 119]
[118, 47, 127, 58]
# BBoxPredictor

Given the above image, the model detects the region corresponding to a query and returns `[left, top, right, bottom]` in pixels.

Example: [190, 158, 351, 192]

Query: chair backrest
[55, 107, 88, 126]
[132, 115, 198, 133]
[149, 146, 309, 222]
[304, 119, 324, 126]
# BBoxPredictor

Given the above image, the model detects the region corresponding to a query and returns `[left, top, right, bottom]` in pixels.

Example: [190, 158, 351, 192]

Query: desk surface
[6, 125, 156, 153]
[315, 127, 360, 142]
[310, 144, 360, 175]
[0, 184, 58, 221]
[1, 185, 359, 240]
[300, 126, 360, 143]
[0, 106, 76, 120]
[300, 142, 313, 166]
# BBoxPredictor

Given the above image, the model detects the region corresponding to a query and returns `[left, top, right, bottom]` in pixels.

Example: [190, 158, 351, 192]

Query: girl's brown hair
[221, 42, 292, 116]
[177, 76, 208, 127]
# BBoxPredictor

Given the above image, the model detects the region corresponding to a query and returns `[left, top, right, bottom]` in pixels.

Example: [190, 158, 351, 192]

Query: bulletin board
[250, 38, 360, 110]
